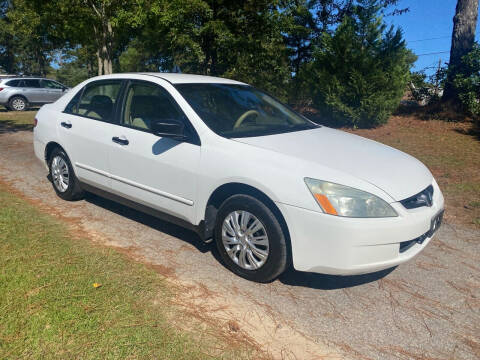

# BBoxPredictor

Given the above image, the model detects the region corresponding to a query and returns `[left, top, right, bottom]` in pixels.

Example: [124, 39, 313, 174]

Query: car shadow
[278, 266, 396, 290]
[83, 192, 211, 254]
[83, 191, 395, 289]
[152, 137, 179, 155]
[0, 119, 34, 134]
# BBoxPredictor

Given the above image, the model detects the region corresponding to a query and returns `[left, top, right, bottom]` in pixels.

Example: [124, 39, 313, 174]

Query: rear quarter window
[5, 80, 21, 87]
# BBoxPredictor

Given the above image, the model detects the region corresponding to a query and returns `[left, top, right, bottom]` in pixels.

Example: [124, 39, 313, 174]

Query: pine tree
[304, 0, 415, 128]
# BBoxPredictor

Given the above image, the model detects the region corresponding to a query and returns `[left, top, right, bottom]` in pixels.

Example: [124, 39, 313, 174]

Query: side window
[122, 82, 183, 131]
[23, 79, 41, 88]
[6, 79, 21, 87]
[42, 80, 63, 89]
[64, 90, 83, 114]
[75, 81, 121, 123]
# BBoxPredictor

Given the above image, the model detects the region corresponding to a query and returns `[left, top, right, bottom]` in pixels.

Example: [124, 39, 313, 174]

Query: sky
[386, 0, 480, 75]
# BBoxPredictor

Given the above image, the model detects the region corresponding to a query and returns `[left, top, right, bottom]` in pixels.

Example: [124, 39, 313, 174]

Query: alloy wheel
[51, 156, 69, 192]
[11, 98, 26, 111]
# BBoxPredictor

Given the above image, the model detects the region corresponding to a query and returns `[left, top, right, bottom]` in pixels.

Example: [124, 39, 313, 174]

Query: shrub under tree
[453, 43, 480, 123]
[302, 0, 415, 128]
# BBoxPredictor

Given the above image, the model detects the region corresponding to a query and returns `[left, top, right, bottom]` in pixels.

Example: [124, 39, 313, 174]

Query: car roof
[98, 72, 247, 85]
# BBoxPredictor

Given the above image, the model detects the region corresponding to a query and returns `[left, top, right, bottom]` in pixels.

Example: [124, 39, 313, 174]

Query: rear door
[108, 80, 201, 223]
[59, 79, 123, 190]
[41, 79, 66, 102]
[21, 79, 47, 103]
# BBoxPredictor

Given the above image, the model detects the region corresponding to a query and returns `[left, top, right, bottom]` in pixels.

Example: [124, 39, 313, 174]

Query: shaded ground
[0, 125, 479, 359]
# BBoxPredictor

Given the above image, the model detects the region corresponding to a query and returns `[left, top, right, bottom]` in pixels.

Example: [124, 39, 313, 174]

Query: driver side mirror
[151, 118, 186, 140]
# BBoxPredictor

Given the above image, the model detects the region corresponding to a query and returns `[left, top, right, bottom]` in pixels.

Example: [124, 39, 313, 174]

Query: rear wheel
[48, 148, 84, 201]
[214, 194, 288, 282]
[8, 96, 28, 111]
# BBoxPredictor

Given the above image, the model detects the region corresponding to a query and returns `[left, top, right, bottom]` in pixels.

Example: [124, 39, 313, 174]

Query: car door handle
[61, 122, 72, 129]
[112, 136, 129, 145]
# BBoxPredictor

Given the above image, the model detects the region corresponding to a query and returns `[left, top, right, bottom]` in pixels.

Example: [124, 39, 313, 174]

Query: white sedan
[33, 73, 445, 282]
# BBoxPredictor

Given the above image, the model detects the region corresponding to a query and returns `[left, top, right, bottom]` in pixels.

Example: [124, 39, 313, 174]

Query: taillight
[34, 118, 38, 127]
[0, 88, 3, 91]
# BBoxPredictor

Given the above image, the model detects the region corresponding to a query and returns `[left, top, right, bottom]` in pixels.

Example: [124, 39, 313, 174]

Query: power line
[416, 51, 450, 57]
[408, 35, 451, 43]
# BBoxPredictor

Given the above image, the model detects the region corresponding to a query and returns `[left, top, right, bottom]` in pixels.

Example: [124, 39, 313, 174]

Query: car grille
[400, 185, 434, 209]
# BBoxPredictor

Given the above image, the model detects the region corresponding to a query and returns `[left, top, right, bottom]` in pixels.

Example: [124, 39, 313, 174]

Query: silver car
[0, 77, 69, 111]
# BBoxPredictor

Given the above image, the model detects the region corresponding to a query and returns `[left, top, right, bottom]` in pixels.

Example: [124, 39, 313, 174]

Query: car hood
[233, 127, 433, 201]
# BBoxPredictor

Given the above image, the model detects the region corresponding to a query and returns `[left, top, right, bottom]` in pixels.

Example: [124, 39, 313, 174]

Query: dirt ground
[0, 128, 479, 360]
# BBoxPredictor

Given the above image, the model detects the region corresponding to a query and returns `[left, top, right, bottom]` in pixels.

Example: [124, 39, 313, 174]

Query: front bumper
[277, 182, 444, 275]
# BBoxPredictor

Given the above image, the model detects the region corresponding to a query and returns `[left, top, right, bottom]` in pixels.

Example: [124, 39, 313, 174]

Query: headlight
[304, 178, 398, 218]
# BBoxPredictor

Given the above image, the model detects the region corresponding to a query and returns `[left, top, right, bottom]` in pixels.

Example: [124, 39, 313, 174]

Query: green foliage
[302, 0, 415, 128]
[454, 44, 480, 120]
[1, 0, 414, 120]
[409, 66, 447, 105]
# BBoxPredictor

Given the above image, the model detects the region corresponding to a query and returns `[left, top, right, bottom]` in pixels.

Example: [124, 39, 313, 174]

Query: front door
[108, 80, 201, 224]
[41, 79, 66, 102]
[59, 79, 123, 190]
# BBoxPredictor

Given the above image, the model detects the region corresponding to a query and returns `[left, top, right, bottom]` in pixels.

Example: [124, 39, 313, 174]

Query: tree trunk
[442, 0, 479, 102]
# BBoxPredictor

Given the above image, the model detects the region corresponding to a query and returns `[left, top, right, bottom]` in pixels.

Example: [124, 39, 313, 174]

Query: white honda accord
[33, 73, 444, 282]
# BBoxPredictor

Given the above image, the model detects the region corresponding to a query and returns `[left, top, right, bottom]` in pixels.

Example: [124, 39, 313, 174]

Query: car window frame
[117, 79, 201, 146]
[63, 79, 126, 124]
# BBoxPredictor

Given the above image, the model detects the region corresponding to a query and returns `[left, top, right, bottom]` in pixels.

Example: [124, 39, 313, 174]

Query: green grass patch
[0, 109, 37, 132]
[0, 186, 241, 359]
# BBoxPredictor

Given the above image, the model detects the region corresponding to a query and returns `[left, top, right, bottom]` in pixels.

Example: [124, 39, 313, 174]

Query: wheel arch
[8, 94, 29, 109]
[204, 182, 292, 263]
[44, 141, 67, 164]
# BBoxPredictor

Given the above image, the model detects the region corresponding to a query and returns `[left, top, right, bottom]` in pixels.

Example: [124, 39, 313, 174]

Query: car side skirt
[79, 182, 208, 242]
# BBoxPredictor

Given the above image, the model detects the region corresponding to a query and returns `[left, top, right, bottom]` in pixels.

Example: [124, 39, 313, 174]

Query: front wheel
[214, 194, 288, 282]
[48, 148, 84, 201]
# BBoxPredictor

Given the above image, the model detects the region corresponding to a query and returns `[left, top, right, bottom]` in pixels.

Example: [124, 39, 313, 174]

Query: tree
[303, 0, 415, 127]
[0, 1, 17, 74]
[442, 0, 479, 103]
[0, 0, 57, 75]
[453, 43, 480, 121]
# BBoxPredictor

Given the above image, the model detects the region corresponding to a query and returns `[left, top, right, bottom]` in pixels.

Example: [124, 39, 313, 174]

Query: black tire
[214, 194, 288, 282]
[48, 148, 84, 201]
[8, 96, 28, 111]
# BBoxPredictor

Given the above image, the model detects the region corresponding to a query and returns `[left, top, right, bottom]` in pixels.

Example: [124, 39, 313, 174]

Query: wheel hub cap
[51, 156, 69, 192]
[222, 210, 269, 270]
[12, 98, 25, 110]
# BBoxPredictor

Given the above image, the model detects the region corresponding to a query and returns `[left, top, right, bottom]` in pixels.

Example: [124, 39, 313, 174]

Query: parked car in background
[0, 77, 69, 111]
[33, 73, 444, 282]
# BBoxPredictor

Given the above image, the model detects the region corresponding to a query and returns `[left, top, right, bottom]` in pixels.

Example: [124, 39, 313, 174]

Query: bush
[454, 44, 480, 121]
[409, 67, 447, 106]
[302, 1, 415, 128]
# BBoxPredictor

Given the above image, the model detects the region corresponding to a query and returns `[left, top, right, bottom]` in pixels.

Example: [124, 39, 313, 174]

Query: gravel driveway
[1, 130, 479, 360]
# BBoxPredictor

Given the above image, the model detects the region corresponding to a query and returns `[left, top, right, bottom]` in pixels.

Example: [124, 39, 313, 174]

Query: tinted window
[6, 79, 21, 87]
[74, 81, 122, 122]
[122, 82, 183, 131]
[42, 80, 64, 89]
[175, 84, 316, 138]
[23, 79, 41, 88]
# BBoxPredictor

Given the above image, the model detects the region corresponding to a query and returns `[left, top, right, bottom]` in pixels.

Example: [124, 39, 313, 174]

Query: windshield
[175, 83, 318, 138]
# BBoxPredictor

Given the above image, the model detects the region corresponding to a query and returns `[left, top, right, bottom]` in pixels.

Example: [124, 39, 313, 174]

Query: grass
[347, 115, 480, 228]
[0, 108, 37, 132]
[0, 184, 247, 359]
